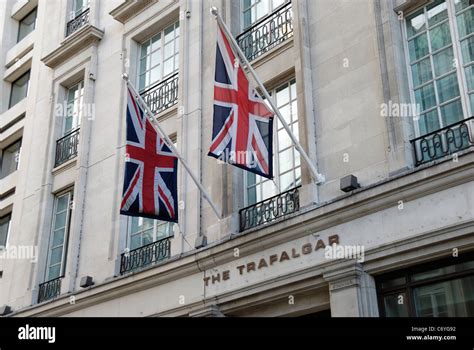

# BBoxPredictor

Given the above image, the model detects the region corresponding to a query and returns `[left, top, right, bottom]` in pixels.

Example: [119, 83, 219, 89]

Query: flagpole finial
[122, 73, 129, 81]
[210, 6, 218, 17]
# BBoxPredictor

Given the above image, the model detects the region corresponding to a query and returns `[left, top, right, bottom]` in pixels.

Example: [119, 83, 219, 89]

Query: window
[138, 21, 180, 92]
[127, 217, 173, 251]
[0, 214, 11, 248]
[0, 139, 21, 179]
[46, 192, 73, 282]
[246, 79, 300, 205]
[63, 81, 84, 135]
[378, 256, 474, 317]
[70, 0, 89, 19]
[405, 0, 473, 137]
[17, 8, 37, 43]
[242, 0, 288, 29]
[9, 71, 30, 108]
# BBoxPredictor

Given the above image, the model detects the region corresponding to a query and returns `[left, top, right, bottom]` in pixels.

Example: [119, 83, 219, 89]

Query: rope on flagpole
[122, 74, 224, 220]
[210, 7, 325, 185]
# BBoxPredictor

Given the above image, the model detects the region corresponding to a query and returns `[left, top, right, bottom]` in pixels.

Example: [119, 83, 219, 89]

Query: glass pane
[278, 104, 291, 125]
[261, 180, 275, 199]
[295, 167, 301, 186]
[130, 234, 141, 250]
[418, 109, 440, 135]
[150, 66, 161, 85]
[413, 276, 474, 316]
[48, 265, 61, 280]
[440, 99, 463, 126]
[279, 147, 293, 173]
[164, 42, 174, 59]
[143, 218, 154, 230]
[54, 212, 67, 230]
[151, 50, 160, 67]
[247, 185, 257, 205]
[0, 216, 10, 247]
[164, 24, 175, 43]
[411, 57, 433, 86]
[9, 71, 29, 108]
[256, 0, 269, 21]
[142, 229, 153, 245]
[291, 100, 298, 121]
[384, 293, 409, 317]
[57, 195, 69, 212]
[52, 229, 64, 247]
[50, 246, 63, 265]
[163, 58, 174, 77]
[455, 0, 472, 12]
[278, 128, 291, 150]
[272, 0, 285, 9]
[156, 222, 171, 239]
[409, 33, 429, 62]
[414, 83, 436, 111]
[140, 41, 150, 58]
[457, 8, 474, 37]
[433, 47, 454, 77]
[461, 36, 474, 63]
[18, 9, 36, 42]
[470, 93, 474, 112]
[280, 171, 294, 192]
[406, 9, 426, 38]
[436, 73, 460, 103]
[151, 33, 161, 51]
[427, 0, 448, 27]
[1, 140, 21, 179]
[243, 9, 252, 28]
[429, 21, 451, 51]
[276, 85, 290, 106]
[412, 261, 474, 282]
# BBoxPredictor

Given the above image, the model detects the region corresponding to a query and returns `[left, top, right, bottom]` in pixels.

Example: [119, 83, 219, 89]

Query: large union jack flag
[208, 25, 274, 179]
[120, 87, 178, 223]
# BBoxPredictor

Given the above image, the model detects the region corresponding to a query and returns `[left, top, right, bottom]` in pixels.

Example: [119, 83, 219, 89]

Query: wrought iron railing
[141, 72, 179, 115]
[236, 1, 293, 62]
[239, 186, 300, 232]
[120, 237, 171, 275]
[55, 128, 80, 167]
[410, 116, 474, 166]
[37, 277, 62, 303]
[66, 8, 90, 37]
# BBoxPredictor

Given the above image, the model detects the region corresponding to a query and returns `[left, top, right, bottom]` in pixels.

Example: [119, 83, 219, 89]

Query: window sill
[5, 31, 35, 69]
[0, 172, 18, 201]
[41, 24, 104, 69]
[10, 0, 37, 20]
[52, 157, 77, 175]
[0, 99, 26, 134]
[109, 0, 158, 24]
[3, 50, 32, 83]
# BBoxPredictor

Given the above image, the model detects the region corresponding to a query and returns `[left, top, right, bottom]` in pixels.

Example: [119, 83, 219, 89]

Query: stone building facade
[0, 0, 473, 317]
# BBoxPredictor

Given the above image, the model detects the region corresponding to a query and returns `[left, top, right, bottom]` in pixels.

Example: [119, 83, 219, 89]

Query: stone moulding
[109, 0, 159, 24]
[41, 25, 104, 69]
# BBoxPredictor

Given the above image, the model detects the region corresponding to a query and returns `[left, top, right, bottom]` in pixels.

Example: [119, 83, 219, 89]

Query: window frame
[402, 0, 473, 139]
[17, 7, 37, 43]
[9, 70, 30, 109]
[0, 214, 12, 250]
[45, 190, 73, 282]
[126, 217, 174, 251]
[63, 81, 84, 136]
[70, 0, 89, 19]
[241, 0, 289, 31]
[0, 138, 22, 179]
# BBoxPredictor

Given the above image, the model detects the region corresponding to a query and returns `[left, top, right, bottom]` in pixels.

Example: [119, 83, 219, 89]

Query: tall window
[63, 81, 84, 135]
[242, 0, 288, 29]
[0, 214, 11, 248]
[17, 8, 37, 43]
[9, 71, 30, 108]
[127, 217, 173, 251]
[46, 192, 73, 281]
[0, 139, 21, 179]
[70, 0, 89, 19]
[405, 0, 473, 137]
[246, 79, 300, 205]
[138, 21, 180, 92]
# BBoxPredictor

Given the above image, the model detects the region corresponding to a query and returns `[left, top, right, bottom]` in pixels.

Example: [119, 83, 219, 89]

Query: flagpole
[123, 75, 224, 220]
[211, 7, 325, 184]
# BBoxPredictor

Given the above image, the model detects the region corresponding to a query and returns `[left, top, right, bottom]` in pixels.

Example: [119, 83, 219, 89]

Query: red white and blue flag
[120, 87, 178, 222]
[208, 26, 274, 179]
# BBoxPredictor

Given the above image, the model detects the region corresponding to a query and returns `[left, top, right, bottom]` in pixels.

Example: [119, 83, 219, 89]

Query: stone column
[323, 262, 379, 317]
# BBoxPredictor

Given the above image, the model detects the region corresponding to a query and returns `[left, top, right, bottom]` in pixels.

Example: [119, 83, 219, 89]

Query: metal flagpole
[211, 7, 325, 184]
[122, 75, 224, 220]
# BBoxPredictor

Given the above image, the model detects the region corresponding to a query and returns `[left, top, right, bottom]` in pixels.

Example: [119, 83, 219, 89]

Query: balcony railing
[141, 72, 179, 115]
[120, 236, 171, 275]
[237, 1, 293, 62]
[410, 116, 474, 166]
[66, 8, 90, 37]
[55, 128, 80, 167]
[239, 186, 300, 232]
[37, 277, 62, 303]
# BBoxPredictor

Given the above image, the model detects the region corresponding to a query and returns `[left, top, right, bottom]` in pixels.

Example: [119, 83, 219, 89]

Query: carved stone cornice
[109, 0, 159, 24]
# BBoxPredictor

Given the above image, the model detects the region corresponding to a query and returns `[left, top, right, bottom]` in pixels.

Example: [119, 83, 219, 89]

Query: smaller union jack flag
[120, 87, 178, 223]
[208, 24, 274, 179]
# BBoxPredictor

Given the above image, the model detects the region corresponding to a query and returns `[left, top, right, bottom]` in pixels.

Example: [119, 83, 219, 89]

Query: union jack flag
[208, 25, 274, 179]
[120, 87, 178, 223]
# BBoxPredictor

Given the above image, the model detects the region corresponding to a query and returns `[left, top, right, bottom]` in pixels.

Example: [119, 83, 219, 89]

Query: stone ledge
[109, 0, 159, 24]
[41, 25, 104, 69]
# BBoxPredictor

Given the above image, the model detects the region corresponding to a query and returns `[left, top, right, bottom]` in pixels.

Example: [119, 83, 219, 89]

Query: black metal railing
[120, 237, 171, 275]
[410, 116, 474, 166]
[37, 277, 62, 303]
[55, 128, 80, 167]
[66, 8, 90, 37]
[239, 186, 300, 232]
[141, 72, 179, 115]
[236, 1, 293, 62]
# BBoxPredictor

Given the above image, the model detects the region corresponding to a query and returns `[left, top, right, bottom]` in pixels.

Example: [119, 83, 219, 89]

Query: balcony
[120, 237, 171, 275]
[410, 117, 474, 166]
[66, 8, 90, 37]
[37, 277, 61, 303]
[55, 128, 80, 167]
[141, 72, 179, 115]
[237, 1, 293, 62]
[239, 186, 300, 232]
